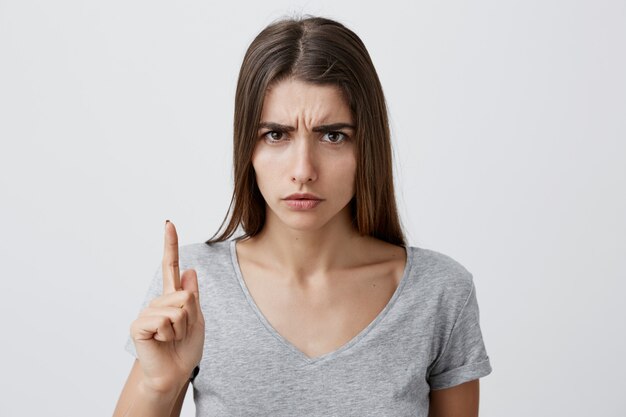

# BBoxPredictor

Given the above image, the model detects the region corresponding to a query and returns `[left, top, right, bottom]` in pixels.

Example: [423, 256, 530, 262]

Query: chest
[238, 260, 404, 359]
[194, 260, 433, 417]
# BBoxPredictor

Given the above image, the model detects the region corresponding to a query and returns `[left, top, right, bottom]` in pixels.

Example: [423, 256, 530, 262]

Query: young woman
[113, 16, 492, 417]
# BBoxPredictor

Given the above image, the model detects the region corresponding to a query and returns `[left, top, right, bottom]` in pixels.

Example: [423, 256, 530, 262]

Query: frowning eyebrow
[258, 122, 356, 132]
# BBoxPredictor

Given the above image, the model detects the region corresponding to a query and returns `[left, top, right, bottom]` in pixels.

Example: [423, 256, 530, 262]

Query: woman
[114, 16, 492, 417]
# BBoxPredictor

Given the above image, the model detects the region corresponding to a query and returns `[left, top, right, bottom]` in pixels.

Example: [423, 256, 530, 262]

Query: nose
[290, 138, 318, 184]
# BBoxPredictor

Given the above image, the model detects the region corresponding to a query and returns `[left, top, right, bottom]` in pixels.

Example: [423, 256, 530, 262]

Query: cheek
[251, 147, 276, 177]
[343, 151, 357, 177]
[251, 150, 276, 198]
[333, 153, 357, 192]
[251, 149, 266, 178]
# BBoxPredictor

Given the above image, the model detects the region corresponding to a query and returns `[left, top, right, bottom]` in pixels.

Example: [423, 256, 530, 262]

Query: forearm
[115, 381, 184, 417]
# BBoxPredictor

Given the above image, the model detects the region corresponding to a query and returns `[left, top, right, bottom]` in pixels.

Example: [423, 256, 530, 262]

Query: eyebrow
[258, 122, 356, 132]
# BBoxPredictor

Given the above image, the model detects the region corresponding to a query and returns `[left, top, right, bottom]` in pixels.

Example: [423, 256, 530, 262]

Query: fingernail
[165, 219, 170, 227]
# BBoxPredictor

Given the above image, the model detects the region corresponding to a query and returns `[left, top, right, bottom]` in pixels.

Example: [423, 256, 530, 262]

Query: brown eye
[323, 131, 347, 144]
[263, 131, 284, 142]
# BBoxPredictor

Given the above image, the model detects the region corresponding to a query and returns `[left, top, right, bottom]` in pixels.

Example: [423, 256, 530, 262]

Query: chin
[269, 209, 335, 232]
[281, 218, 330, 232]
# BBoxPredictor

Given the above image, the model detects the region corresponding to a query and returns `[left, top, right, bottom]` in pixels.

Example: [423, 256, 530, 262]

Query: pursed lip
[283, 193, 324, 200]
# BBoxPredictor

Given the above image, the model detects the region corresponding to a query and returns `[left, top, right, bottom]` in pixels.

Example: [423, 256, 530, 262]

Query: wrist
[138, 378, 186, 403]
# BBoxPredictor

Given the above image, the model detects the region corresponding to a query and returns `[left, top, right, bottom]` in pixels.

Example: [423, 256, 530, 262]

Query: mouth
[283, 193, 323, 200]
[283, 198, 323, 210]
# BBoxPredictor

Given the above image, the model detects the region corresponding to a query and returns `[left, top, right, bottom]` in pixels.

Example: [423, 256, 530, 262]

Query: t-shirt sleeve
[124, 264, 164, 359]
[427, 280, 493, 390]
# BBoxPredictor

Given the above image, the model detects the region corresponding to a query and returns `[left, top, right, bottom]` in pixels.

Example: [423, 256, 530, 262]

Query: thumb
[180, 268, 199, 296]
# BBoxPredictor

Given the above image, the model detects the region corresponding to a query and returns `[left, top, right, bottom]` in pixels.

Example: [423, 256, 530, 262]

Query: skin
[247, 77, 363, 273]
[429, 380, 480, 417]
[239, 78, 481, 415]
[113, 78, 480, 416]
[113, 221, 204, 417]
[236, 78, 407, 358]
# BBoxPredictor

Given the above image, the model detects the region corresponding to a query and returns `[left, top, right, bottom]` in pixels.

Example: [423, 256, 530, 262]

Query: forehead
[260, 78, 352, 124]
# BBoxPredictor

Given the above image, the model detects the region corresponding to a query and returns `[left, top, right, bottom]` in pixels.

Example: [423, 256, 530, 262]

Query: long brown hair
[206, 15, 405, 246]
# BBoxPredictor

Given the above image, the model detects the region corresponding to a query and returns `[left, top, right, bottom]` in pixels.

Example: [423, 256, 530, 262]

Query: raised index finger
[162, 220, 181, 294]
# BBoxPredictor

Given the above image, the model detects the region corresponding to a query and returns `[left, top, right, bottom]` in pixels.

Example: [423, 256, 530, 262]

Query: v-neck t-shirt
[125, 240, 493, 416]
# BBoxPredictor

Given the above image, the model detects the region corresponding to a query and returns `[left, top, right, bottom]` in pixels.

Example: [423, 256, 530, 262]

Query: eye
[261, 131, 286, 142]
[323, 131, 348, 144]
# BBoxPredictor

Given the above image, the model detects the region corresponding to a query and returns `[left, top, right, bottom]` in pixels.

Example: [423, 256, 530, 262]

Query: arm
[112, 359, 190, 417]
[171, 379, 190, 417]
[113, 221, 203, 417]
[428, 379, 480, 417]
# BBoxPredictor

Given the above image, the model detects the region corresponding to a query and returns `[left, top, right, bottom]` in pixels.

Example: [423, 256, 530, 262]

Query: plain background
[1, 0, 624, 416]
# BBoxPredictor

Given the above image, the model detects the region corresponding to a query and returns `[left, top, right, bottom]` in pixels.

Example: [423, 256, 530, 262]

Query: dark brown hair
[206, 15, 405, 246]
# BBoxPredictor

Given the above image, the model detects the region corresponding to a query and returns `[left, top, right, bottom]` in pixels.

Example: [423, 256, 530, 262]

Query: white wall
[1, 0, 624, 415]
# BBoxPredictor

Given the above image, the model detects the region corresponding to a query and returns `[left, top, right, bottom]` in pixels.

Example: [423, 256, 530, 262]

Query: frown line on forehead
[258, 122, 356, 132]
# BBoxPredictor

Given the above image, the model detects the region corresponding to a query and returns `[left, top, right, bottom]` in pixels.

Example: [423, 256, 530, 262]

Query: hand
[130, 220, 205, 393]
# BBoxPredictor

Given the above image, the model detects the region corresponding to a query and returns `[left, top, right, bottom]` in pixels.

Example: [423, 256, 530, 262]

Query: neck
[247, 206, 365, 282]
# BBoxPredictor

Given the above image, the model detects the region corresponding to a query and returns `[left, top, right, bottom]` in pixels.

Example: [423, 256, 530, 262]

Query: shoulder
[407, 245, 476, 307]
[410, 246, 473, 282]
[177, 240, 233, 269]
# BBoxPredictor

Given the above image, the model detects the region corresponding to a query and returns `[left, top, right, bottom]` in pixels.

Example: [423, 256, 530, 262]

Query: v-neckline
[228, 239, 414, 365]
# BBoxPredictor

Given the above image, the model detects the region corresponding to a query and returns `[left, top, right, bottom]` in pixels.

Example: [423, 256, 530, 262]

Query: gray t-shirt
[125, 240, 492, 416]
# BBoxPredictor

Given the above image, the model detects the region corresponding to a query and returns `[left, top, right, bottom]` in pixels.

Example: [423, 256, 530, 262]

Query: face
[252, 78, 357, 233]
